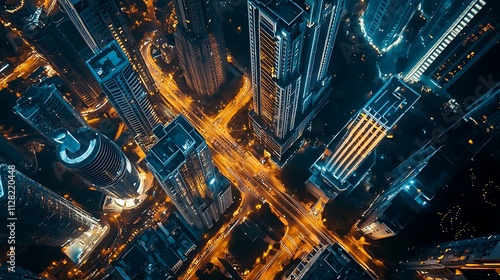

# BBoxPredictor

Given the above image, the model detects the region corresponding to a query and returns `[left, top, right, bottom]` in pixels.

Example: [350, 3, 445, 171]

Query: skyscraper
[403, 0, 500, 91]
[307, 77, 420, 201]
[173, 0, 227, 96]
[248, 0, 346, 161]
[57, 0, 158, 95]
[362, 0, 420, 52]
[1, 4, 103, 108]
[57, 0, 100, 53]
[248, 0, 305, 160]
[145, 115, 233, 231]
[86, 41, 160, 149]
[14, 84, 89, 143]
[357, 146, 443, 240]
[300, 0, 346, 113]
[0, 163, 99, 247]
[54, 128, 143, 201]
[402, 235, 500, 279]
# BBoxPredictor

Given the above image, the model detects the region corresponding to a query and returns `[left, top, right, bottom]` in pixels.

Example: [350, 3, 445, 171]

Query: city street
[141, 41, 383, 279]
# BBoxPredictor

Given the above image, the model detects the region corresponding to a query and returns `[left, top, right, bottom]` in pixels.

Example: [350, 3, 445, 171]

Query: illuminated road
[0, 52, 46, 89]
[141, 41, 383, 279]
[212, 56, 252, 128]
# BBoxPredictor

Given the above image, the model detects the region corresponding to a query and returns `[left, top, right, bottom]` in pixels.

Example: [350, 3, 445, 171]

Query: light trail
[141, 41, 382, 279]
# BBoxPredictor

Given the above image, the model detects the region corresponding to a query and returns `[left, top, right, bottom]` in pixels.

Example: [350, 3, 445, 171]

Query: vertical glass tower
[0, 164, 99, 247]
[172, 0, 227, 96]
[86, 41, 160, 150]
[248, 0, 346, 161]
[307, 77, 420, 201]
[146, 115, 232, 231]
[54, 128, 142, 200]
[14, 84, 89, 143]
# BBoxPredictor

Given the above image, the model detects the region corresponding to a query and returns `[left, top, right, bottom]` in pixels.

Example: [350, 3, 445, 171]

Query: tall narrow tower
[145, 116, 233, 231]
[86, 41, 160, 149]
[57, 0, 158, 94]
[301, 0, 346, 112]
[173, 0, 227, 96]
[248, 0, 305, 159]
[307, 77, 420, 201]
[0, 164, 100, 247]
[248, 0, 346, 161]
[14, 84, 89, 143]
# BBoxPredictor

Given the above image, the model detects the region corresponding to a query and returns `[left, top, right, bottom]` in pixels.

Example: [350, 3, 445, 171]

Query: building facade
[300, 0, 345, 113]
[54, 128, 143, 200]
[404, 0, 500, 91]
[402, 235, 500, 279]
[307, 77, 420, 201]
[14, 84, 89, 143]
[0, 163, 100, 247]
[59, 0, 158, 94]
[173, 0, 227, 96]
[145, 115, 233, 231]
[86, 41, 160, 149]
[248, 0, 305, 160]
[248, 0, 346, 161]
[357, 146, 440, 240]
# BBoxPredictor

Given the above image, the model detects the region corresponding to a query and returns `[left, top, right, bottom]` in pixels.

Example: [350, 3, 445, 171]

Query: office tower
[14, 84, 89, 143]
[0, 134, 33, 171]
[404, 0, 500, 91]
[300, 0, 345, 113]
[172, 0, 227, 96]
[57, 0, 100, 53]
[402, 235, 500, 279]
[146, 115, 233, 231]
[1, 4, 103, 108]
[248, 0, 346, 161]
[362, 0, 420, 52]
[57, 0, 158, 95]
[248, 0, 305, 160]
[0, 164, 99, 247]
[86, 41, 160, 149]
[54, 128, 143, 200]
[357, 145, 442, 240]
[307, 77, 420, 201]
